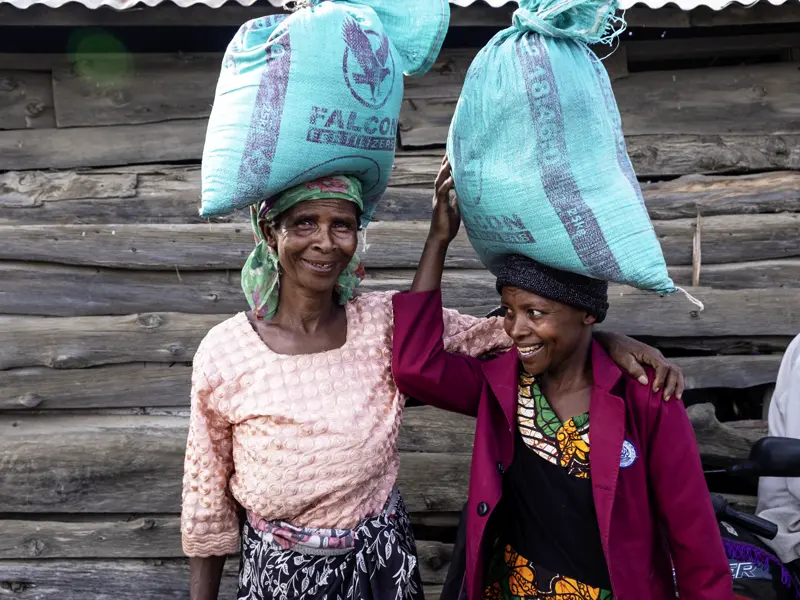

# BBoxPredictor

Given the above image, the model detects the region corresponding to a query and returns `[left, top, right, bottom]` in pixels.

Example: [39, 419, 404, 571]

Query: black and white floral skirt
[237, 490, 423, 600]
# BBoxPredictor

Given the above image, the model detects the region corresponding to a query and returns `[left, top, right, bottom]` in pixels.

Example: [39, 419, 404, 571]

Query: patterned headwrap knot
[241, 175, 366, 320]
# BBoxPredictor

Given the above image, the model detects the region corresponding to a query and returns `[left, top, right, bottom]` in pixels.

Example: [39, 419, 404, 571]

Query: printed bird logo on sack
[342, 17, 395, 108]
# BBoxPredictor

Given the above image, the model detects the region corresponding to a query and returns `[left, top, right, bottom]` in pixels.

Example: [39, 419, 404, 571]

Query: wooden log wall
[1, 4, 799, 598]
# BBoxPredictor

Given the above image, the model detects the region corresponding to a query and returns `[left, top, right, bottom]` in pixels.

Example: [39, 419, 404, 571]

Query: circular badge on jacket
[620, 440, 638, 468]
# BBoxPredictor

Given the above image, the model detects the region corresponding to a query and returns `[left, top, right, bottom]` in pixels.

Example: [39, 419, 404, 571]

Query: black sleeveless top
[493, 373, 612, 594]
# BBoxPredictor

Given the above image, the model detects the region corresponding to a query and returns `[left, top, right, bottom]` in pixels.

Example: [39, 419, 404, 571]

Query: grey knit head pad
[495, 254, 609, 323]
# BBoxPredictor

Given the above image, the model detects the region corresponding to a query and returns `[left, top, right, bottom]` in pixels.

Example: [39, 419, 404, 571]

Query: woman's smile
[302, 258, 337, 274]
[516, 342, 544, 359]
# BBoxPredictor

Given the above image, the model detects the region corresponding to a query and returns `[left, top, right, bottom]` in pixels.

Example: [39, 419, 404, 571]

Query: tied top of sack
[513, 0, 626, 45]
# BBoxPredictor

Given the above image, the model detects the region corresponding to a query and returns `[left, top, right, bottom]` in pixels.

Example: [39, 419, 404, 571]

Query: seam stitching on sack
[414, 0, 449, 77]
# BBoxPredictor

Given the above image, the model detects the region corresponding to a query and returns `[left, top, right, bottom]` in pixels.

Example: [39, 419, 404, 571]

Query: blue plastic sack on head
[201, 0, 449, 224]
[446, 0, 676, 295]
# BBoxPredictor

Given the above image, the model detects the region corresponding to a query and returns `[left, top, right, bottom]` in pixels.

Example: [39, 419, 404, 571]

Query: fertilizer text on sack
[308, 106, 396, 152]
[465, 213, 535, 244]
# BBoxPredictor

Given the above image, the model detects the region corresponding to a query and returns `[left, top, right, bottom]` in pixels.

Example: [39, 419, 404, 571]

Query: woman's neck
[271, 283, 340, 335]
[540, 331, 594, 401]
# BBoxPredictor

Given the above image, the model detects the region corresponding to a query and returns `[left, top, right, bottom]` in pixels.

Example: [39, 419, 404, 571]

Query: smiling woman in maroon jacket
[391, 160, 733, 600]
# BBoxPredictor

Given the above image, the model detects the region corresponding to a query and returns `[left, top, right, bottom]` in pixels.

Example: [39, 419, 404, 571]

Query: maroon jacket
[392, 290, 733, 600]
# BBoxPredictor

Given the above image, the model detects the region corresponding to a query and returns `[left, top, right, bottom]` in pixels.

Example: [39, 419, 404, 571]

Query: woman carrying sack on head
[182, 173, 687, 600]
[391, 160, 733, 600]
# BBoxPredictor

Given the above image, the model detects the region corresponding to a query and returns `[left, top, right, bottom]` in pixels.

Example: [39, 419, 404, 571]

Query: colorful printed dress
[482, 372, 614, 600]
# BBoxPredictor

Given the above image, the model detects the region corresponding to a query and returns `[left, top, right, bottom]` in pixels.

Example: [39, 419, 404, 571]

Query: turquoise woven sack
[447, 0, 676, 295]
[201, 0, 449, 224]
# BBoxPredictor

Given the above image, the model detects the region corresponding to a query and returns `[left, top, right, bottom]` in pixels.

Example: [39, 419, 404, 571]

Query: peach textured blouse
[181, 291, 510, 557]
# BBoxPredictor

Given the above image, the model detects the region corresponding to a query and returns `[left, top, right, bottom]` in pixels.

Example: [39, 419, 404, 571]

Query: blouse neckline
[235, 301, 355, 358]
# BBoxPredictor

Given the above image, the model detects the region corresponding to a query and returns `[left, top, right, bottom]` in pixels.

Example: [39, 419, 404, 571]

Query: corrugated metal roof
[2, 0, 257, 7]
[451, 0, 792, 9]
[0, 0, 795, 14]
[625, 0, 789, 9]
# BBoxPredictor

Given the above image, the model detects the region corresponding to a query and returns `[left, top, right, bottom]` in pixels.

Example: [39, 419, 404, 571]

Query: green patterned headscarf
[241, 175, 366, 320]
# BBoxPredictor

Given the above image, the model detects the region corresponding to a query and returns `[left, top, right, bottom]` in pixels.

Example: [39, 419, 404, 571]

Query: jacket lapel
[588, 341, 626, 556]
[481, 348, 519, 430]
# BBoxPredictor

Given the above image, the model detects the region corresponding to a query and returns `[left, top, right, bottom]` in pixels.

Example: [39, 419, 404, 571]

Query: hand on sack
[428, 156, 461, 246]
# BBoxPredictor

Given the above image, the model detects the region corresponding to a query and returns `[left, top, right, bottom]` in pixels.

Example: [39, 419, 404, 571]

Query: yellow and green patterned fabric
[481, 373, 613, 600]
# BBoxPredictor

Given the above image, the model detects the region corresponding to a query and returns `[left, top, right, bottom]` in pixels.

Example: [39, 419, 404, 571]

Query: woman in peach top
[182, 174, 684, 600]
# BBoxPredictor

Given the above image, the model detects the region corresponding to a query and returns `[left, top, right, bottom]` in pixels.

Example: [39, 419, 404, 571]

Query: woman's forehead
[285, 198, 358, 217]
[501, 286, 558, 309]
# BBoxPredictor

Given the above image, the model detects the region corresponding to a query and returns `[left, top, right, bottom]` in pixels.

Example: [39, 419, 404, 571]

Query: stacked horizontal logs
[1, 9, 799, 599]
